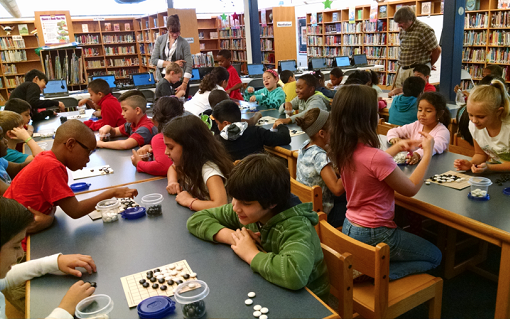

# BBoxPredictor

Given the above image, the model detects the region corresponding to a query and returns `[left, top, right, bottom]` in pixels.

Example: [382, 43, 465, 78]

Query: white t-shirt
[469, 120, 510, 163]
[200, 161, 225, 200]
[184, 85, 225, 117]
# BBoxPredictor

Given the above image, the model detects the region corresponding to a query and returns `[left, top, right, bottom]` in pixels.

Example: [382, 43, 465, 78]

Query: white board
[417, 15, 443, 84]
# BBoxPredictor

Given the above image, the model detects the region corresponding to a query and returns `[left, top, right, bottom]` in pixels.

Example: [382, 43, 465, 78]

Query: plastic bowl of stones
[141, 193, 164, 216]
[75, 294, 114, 319]
[77, 106, 87, 115]
[468, 177, 492, 201]
[137, 296, 176, 319]
[140, 153, 152, 162]
[393, 152, 408, 165]
[96, 198, 120, 223]
[38, 129, 54, 138]
[99, 133, 111, 142]
[174, 280, 209, 319]
[37, 142, 48, 151]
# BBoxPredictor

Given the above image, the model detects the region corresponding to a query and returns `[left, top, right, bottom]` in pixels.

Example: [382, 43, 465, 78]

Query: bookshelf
[39, 47, 87, 91]
[259, 8, 275, 67]
[0, 20, 42, 104]
[306, 0, 444, 89]
[215, 13, 247, 73]
[258, 7, 297, 68]
[134, 12, 167, 73]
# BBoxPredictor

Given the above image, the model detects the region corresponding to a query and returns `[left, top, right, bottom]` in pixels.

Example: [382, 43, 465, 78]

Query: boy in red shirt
[413, 64, 436, 93]
[97, 92, 157, 149]
[3, 120, 138, 246]
[81, 79, 126, 131]
[216, 50, 243, 100]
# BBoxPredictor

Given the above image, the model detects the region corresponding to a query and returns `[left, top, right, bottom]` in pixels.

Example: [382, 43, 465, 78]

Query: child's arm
[97, 138, 138, 150]
[386, 124, 410, 144]
[262, 89, 286, 109]
[226, 82, 243, 95]
[134, 138, 173, 176]
[454, 139, 489, 172]
[98, 125, 122, 139]
[411, 125, 450, 164]
[11, 127, 43, 160]
[55, 187, 138, 219]
[175, 175, 228, 211]
[5, 160, 29, 179]
[0, 179, 7, 196]
[78, 99, 97, 109]
[27, 124, 34, 136]
[260, 124, 291, 146]
[166, 165, 181, 194]
[186, 203, 243, 242]
[321, 164, 345, 196]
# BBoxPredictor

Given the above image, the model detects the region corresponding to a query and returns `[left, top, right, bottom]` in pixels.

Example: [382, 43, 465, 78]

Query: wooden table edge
[304, 287, 340, 319]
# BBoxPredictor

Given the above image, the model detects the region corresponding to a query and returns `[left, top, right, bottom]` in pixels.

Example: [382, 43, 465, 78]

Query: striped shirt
[398, 19, 438, 66]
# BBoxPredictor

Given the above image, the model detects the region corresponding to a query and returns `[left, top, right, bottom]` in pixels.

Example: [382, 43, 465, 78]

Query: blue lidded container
[137, 296, 176, 319]
[120, 207, 146, 219]
[70, 182, 91, 192]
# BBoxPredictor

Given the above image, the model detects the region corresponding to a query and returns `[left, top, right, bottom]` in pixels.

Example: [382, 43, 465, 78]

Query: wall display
[298, 17, 307, 54]
[40, 15, 69, 44]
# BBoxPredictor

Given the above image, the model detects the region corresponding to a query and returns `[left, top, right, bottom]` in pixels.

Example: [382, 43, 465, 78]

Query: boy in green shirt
[187, 154, 329, 299]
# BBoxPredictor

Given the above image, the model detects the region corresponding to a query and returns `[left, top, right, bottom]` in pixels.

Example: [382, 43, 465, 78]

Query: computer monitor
[190, 68, 200, 82]
[91, 75, 116, 88]
[353, 54, 368, 66]
[198, 67, 214, 79]
[232, 63, 242, 76]
[43, 79, 68, 97]
[279, 60, 297, 72]
[247, 64, 264, 76]
[335, 56, 352, 68]
[311, 57, 327, 70]
[132, 73, 155, 88]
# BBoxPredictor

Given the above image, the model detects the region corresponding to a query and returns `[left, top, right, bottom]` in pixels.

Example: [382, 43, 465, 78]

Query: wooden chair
[290, 177, 322, 213]
[449, 133, 475, 157]
[319, 219, 443, 319]
[321, 243, 354, 319]
[377, 119, 399, 135]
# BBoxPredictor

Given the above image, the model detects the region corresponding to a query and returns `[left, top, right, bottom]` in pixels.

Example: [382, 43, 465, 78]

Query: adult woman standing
[151, 14, 192, 96]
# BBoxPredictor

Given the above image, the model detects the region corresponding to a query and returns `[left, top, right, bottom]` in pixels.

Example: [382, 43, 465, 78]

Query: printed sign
[40, 14, 69, 45]
[277, 21, 292, 27]
[184, 37, 195, 44]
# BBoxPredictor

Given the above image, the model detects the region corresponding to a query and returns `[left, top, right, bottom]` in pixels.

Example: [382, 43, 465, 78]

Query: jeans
[342, 218, 442, 280]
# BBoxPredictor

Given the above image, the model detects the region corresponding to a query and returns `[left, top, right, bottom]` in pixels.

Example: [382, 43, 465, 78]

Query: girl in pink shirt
[387, 92, 451, 165]
[328, 85, 442, 280]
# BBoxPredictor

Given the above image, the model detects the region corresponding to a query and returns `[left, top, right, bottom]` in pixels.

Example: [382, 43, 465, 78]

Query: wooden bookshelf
[39, 47, 87, 91]
[134, 12, 167, 72]
[215, 13, 247, 73]
[259, 8, 275, 67]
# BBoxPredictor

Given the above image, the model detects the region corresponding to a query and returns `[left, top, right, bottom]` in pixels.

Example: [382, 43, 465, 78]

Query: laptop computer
[335, 56, 355, 69]
[247, 64, 265, 78]
[352, 54, 375, 68]
[131, 73, 156, 88]
[198, 67, 214, 79]
[278, 60, 297, 73]
[91, 75, 117, 90]
[190, 68, 201, 83]
[311, 57, 330, 71]
[43, 79, 69, 97]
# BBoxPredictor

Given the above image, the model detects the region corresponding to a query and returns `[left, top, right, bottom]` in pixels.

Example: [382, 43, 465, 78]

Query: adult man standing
[388, 6, 441, 97]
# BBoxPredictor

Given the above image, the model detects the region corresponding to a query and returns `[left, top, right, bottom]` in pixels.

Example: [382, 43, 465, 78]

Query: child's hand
[175, 190, 193, 208]
[57, 281, 95, 317]
[166, 182, 181, 194]
[131, 149, 141, 167]
[136, 145, 151, 156]
[419, 131, 435, 155]
[389, 137, 401, 145]
[249, 96, 257, 102]
[58, 254, 97, 277]
[273, 118, 290, 128]
[406, 152, 421, 165]
[27, 206, 55, 233]
[98, 126, 111, 139]
[454, 159, 472, 171]
[78, 99, 88, 107]
[326, 82, 333, 89]
[11, 127, 30, 142]
[175, 90, 185, 98]
[395, 139, 422, 153]
[454, 85, 460, 93]
[245, 229, 261, 246]
[58, 102, 66, 112]
[247, 87, 254, 93]
[113, 187, 138, 199]
[93, 110, 101, 117]
[231, 227, 260, 265]
[471, 162, 487, 174]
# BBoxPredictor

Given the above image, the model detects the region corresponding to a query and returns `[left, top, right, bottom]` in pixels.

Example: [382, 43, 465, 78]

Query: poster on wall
[370, 2, 378, 22]
[349, 6, 355, 24]
[310, 12, 317, 27]
[298, 17, 307, 54]
[40, 14, 70, 45]
[261, 9, 267, 27]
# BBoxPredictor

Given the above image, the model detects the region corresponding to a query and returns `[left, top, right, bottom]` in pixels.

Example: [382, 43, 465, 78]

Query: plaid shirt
[398, 19, 438, 66]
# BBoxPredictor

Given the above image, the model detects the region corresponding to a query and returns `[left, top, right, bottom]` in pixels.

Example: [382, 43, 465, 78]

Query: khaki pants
[395, 67, 415, 88]
[4, 252, 27, 314]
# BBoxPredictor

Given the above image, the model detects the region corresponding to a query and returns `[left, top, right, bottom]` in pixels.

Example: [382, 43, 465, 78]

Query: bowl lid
[174, 280, 209, 305]
[120, 207, 146, 219]
[70, 182, 91, 192]
[137, 296, 175, 319]
[503, 187, 510, 196]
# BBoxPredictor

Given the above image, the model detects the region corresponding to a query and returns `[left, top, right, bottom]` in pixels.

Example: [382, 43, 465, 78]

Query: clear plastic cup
[75, 294, 114, 319]
[37, 142, 48, 151]
[78, 106, 87, 115]
[468, 177, 492, 199]
[174, 280, 209, 319]
[141, 193, 163, 216]
[99, 133, 111, 142]
[96, 198, 120, 223]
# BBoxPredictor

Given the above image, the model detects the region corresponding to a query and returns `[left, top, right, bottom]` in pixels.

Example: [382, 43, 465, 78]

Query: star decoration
[232, 12, 239, 21]
[220, 13, 228, 21]
[323, 0, 333, 9]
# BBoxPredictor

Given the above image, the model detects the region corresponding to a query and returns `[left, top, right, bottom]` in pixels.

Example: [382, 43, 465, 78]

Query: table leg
[495, 243, 510, 319]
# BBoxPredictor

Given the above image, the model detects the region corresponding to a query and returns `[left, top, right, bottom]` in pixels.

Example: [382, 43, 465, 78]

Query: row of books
[325, 23, 342, 34]
[0, 37, 25, 49]
[5, 76, 23, 88]
[365, 46, 387, 59]
[0, 50, 27, 63]
[341, 46, 361, 56]
[141, 56, 149, 66]
[76, 35, 100, 45]
[199, 31, 218, 40]
[487, 47, 510, 64]
[1, 64, 17, 74]
[388, 60, 398, 72]
[489, 30, 510, 46]
[387, 47, 398, 59]
[307, 36, 323, 46]
[139, 44, 145, 55]
[378, 73, 386, 86]
[464, 30, 487, 46]
[232, 39, 245, 50]
[325, 35, 341, 46]
[460, 80, 475, 90]
[104, 46, 136, 55]
[232, 51, 246, 62]
[388, 33, 400, 45]
[220, 40, 230, 49]
[465, 13, 489, 29]
[86, 60, 105, 68]
[219, 30, 232, 38]
[388, 20, 400, 32]
[262, 52, 275, 64]
[260, 39, 273, 50]
[368, 59, 385, 68]
[462, 48, 486, 62]
[192, 52, 214, 68]
[364, 33, 386, 45]
[386, 73, 396, 86]
[342, 22, 362, 34]
[106, 58, 139, 67]
[490, 11, 510, 28]
[307, 46, 322, 57]
[103, 35, 134, 44]
[83, 47, 101, 57]
[307, 25, 323, 35]
[106, 68, 138, 78]
[232, 28, 245, 38]
[260, 26, 273, 37]
[343, 34, 362, 45]
[147, 43, 154, 55]
[102, 23, 132, 32]
[462, 64, 485, 79]
[323, 47, 341, 57]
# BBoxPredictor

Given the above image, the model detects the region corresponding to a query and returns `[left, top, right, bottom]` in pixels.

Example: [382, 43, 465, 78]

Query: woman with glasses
[151, 14, 192, 97]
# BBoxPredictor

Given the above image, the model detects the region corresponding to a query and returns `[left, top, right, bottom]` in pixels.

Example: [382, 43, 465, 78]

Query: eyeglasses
[65, 138, 95, 156]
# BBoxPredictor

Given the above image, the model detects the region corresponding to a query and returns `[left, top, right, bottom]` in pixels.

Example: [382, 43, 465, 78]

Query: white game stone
[190, 272, 197, 277]
[170, 270, 177, 276]
[261, 307, 268, 314]
[248, 292, 256, 298]
[253, 305, 262, 311]
[176, 265, 183, 271]
[425, 181, 430, 185]
[154, 272, 161, 276]
[260, 315, 268, 319]
[245, 299, 253, 305]
[169, 264, 176, 269]
[165, 276, 172, 281]
[157, 275, 164, 279]
[188, 283, 196, 288]
[253, 311, 262, 317]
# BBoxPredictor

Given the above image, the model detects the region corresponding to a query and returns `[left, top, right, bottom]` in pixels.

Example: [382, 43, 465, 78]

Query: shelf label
[184, 37, 194, 44]
[12, 35, 22, 40]
[277, 21, 292, 27]
[93, 17, 105, 21]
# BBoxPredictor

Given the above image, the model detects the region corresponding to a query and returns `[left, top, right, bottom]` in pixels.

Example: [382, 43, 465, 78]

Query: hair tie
[265, 69, 279, 81]
[305, 109, 329, 137]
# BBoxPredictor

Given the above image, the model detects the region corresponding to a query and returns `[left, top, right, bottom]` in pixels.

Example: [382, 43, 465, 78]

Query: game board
[239, 100, 258, 111]
[120, 260, 199, 308]
[72, 165, 113, 180]
[256, 116, 277, 126]
[66, 114, 88, 120]
[289, 129, 305, 137]
[88, 197, 139, 221]
[426, 170, 471, 190]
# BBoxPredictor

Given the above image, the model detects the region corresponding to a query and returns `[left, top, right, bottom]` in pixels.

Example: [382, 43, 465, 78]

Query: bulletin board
[34, 11, 76, 46]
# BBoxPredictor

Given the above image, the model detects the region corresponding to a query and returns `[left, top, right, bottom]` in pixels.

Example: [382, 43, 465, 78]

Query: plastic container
[99, 133, 111, 142]
[37, 142, 48, 151]
[141, 193, 163, 216]
[137, 296, 176, 319]
[75, 294, 114, 319]
[70, 182, 91, 192]
[174, 280, 209, 319]
[78, 106, 87, 115]
[96, 198, 120, 223]
[140, 153, 152, 162]
[38, 129, 54, 138]
[468, 177, 492, 200]
[393, 152, 408, 165]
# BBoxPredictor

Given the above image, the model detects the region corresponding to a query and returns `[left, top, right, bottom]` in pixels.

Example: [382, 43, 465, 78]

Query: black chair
[247, 78, 264, 91]
[59, 97, 79, 111]
[112, 92, 122, 99]
[140, 89, 155, 103]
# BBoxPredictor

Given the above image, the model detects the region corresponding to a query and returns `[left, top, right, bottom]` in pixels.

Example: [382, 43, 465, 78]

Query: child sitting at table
[388, 76, 426, 126]
[131, 97, 183, 176]
[78, 79, 126, 131]
[0, 110, 43, 163]
[216, 50, 243, 100]
[212, 100, 290, 161]
[165, 115, 232, 211]
[389, 64, 436, 97]
[295, 108, 346, 228]
[387, 92, 450, 165]
[155, 62, 185, 100]
[328, 84, 442, 280]
[274, 74, 330, 127]
[185, 67, 230, 116]
[97, 93, 157, 149]
[454, 79, 510, 173]
[0, 126, 29, 193]
[311, 70, 335, 99]
[4, 98, 33, 137]
[186, 154, 329, 300]
[3, 120, 138, 247]
[326, 67, 343, 90]
[281, 70, 297, 103]
[244, 69, 286, 109]
[0, 197, 97, 318]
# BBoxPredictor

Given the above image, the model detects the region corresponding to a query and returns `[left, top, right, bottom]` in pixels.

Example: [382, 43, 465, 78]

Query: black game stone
[139, 279, 146, 284]
[150, 277, 157, 282]
[160, 285, 167, 291]
[167, 279, 174, 285]
[158, 278, 165, 283]
[183, 274, 190, 279]
[152, 283, 159, 289]
[142, 282, 150, 288]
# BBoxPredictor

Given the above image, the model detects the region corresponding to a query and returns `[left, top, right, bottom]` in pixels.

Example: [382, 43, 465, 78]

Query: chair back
[450, 133, 475, 157]
[377, 119, 399, 135]
[59, 98, 79, 107]
[140, 89, 155, 103]
[290, 177, 322, 213]
[247, 78, 264, 91]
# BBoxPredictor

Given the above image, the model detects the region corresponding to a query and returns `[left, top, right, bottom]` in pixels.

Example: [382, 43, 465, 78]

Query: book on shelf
[125, 23, 131, 31]
[18, 24, 28, 36]
[82, 24, 89, 33]
[210, 31, 218, 39]
[104, 23, 112, 31]
[114, 24, 120, 32]
[332, 13, 339, 22]
[357, 9, 362, 20]
[379, 6, 387, 18]
[499, 0, 510, 9]
[421, 2, 432, 15]
[466, 0, 480, 11]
